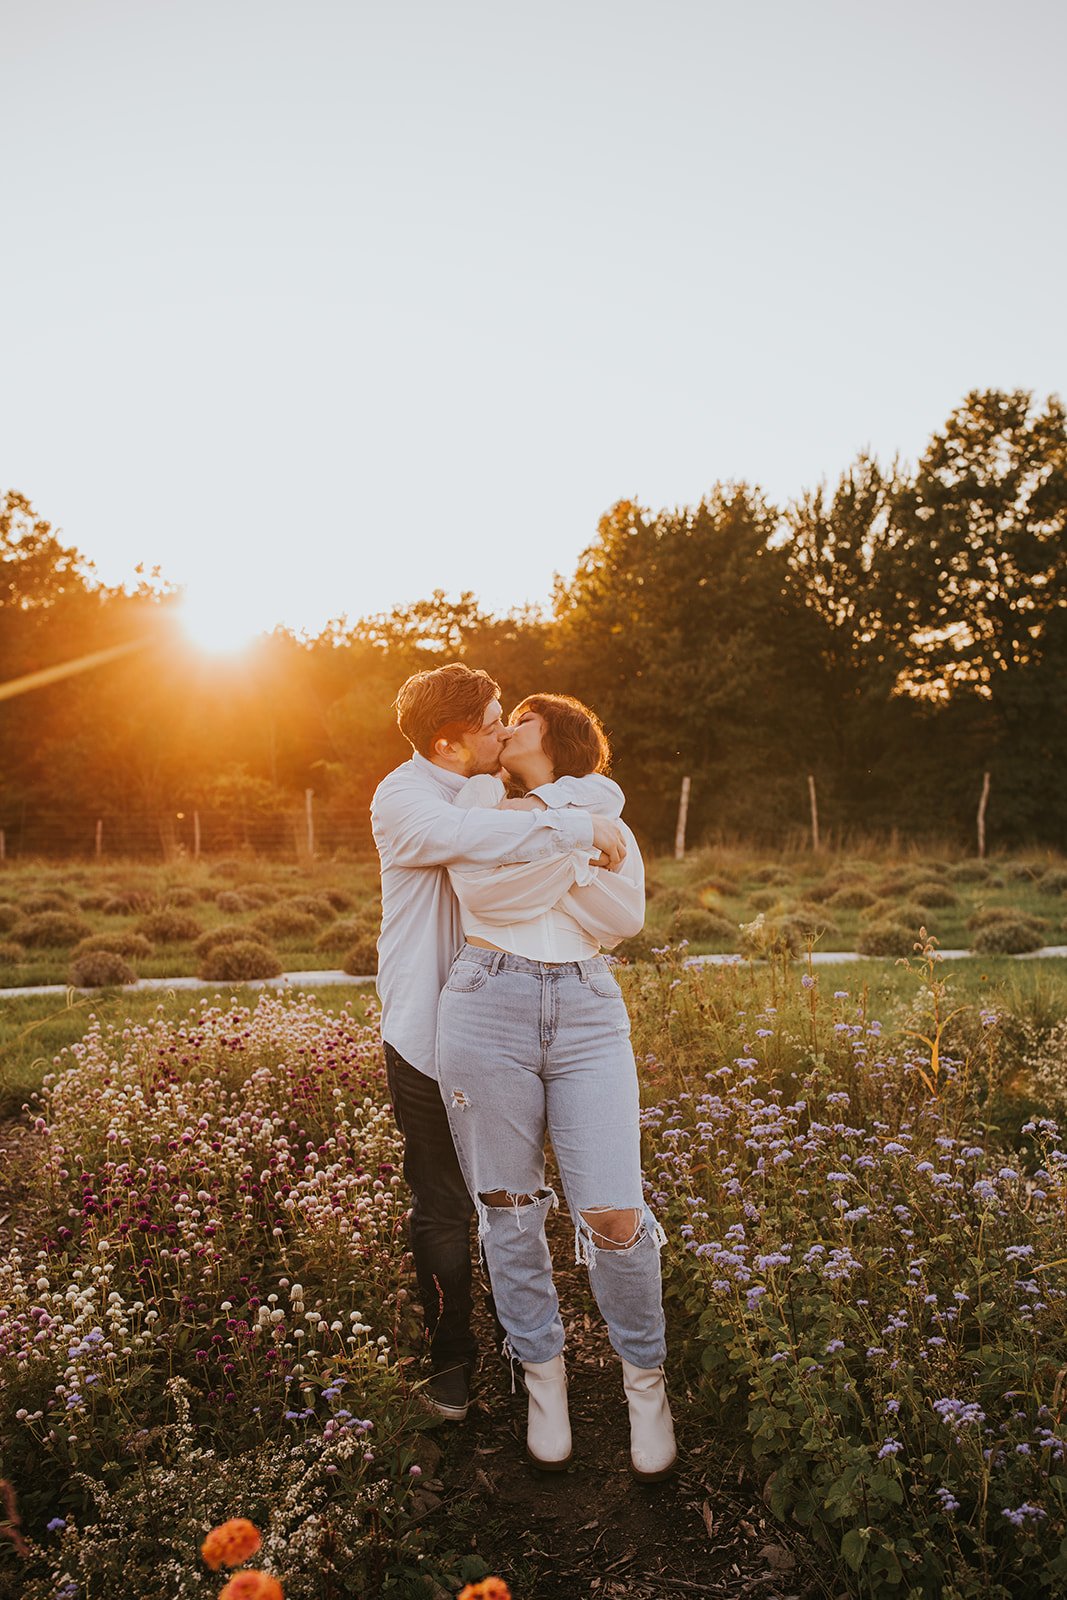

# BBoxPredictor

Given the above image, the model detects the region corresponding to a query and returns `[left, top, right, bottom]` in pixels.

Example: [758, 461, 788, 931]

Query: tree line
[2, 388, 1064, 858]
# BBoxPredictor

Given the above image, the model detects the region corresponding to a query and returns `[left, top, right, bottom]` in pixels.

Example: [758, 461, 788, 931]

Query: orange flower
[457, 1580, 511, 1600]
[201, 1518, 263, 1571]
[218, 1572, 284, 1600]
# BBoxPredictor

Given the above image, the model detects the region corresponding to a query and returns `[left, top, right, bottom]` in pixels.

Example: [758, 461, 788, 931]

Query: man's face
[456, 698, 511, 776]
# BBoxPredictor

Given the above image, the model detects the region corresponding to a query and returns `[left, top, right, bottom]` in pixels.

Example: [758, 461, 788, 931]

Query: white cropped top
[447, 774, 645, 963]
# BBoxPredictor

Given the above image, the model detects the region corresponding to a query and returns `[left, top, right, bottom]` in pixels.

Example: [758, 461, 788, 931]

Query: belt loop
[577, 963, 588, 984]
[489, 950, 504, 977]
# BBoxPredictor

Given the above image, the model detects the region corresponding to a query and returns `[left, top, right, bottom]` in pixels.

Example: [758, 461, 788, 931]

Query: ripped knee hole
[580, 1206, 643, 1250]
[480, 1189, 540, 1208]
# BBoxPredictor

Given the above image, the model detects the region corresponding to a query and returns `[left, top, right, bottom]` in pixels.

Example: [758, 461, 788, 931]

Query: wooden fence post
[0, 828, 5, 862]
[977, 770, 991, 859]
[807, 773, 820, 850]
[674, 776, 691, 862]
[95, 819, 103, 859]
[305, 788, 315, 859]
[193, 810, 201, 860]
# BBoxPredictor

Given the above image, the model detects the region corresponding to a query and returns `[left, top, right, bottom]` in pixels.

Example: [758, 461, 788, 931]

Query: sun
[177, 590, 270, 655]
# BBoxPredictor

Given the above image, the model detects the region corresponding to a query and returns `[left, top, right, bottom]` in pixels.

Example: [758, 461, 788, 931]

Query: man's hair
[395, 663, 501, 758]
[510, 693, 611, 778]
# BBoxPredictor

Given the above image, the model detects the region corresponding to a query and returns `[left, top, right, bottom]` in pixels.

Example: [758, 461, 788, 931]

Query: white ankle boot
[522, 1354, 572, 1470]
[621, 1359, 677, 1480]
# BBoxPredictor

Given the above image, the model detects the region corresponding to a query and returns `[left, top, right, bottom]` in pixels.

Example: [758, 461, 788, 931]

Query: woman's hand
[497, 796, 548, 811]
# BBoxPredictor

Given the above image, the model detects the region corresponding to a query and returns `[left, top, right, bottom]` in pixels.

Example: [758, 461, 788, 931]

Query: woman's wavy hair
[509, 693, 611, 779]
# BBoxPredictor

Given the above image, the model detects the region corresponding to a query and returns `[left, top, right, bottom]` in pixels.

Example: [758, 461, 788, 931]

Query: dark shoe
[424, 1363, 471, 1422]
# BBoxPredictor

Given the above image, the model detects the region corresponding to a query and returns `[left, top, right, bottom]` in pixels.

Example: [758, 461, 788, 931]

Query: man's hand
[591, 816, 627, 872]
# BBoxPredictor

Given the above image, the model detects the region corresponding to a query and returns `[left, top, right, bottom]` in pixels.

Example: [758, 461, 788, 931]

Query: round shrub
[198, 940, 283, 982]
[0, 904, 19, 933]
[78, 891, 115, 911]
[341, 933, 380, 976]
[948, 858, 992, 883]
[827, 884, 879, 911]
[20, 890, 75, 914]
[612, 933, 660, 963]
[970, 919, 1047, 956]
[194, 924, 254, 957]
[0, 941, 25, 966]
[210, 859, 245, 879]
[68, 951, 136, 988]
[747, 889, 782, 912]
[252, 906, 320, 942]
[11, 910, 93, 948]
[321, 886, 356, 912]
[241, 882, 280, 906]
[784, 903, 840, 939]
[136, 909, 204, 944]
[696, 876, 739, 901]
[72, 932, 154, 961]
[315, 915, 378, 956]
[283, 894, 336, 923]
[215, 890, 250, 915]
[1038, 868, 1067, 896]
[909, 880, 958, 908]
[752, 865, 793, 886]
[671, 907, 737, 944]
[1004, 860, 1045, 883]
[861, 900, 929, 933]
[162, 886, 199, 908]
[856, 921, 916, 957]
[740, 917, 803, 958]
[102, 888, 150, 914]
[966, 905, 1047, 933]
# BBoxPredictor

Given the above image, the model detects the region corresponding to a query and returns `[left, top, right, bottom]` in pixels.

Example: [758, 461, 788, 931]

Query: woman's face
[503, 706, 550, 772]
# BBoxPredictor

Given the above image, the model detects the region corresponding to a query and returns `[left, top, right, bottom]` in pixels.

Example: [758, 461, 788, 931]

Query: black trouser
[384, 1041, 481, 1374]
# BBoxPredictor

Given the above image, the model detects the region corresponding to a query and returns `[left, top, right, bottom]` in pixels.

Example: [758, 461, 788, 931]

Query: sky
[1, 0, 1065, 647]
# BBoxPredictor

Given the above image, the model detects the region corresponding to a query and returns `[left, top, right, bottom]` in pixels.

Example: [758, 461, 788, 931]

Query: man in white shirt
[371, 663, 626, 1420]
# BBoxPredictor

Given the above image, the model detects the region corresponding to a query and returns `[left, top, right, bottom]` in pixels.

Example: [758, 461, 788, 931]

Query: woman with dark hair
[436, 693, 676, 1481]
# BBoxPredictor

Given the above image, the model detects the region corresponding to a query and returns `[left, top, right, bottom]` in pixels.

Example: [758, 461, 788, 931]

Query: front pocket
[586, 966, 623, 1000]
[445, 960, 489, 994]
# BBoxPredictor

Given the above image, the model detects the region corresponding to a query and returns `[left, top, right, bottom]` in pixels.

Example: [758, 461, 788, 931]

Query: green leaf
[840, 1526, 871, 1571]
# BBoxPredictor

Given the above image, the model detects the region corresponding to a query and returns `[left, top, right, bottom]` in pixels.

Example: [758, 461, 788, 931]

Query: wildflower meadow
[1, 911, 1067, 1596]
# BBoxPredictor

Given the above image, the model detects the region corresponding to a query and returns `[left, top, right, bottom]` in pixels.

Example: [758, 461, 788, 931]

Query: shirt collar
[412, 750, 467, 796]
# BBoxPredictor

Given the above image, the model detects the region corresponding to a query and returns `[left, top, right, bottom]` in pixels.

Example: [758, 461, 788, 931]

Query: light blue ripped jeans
[436, 945, 667, 1369]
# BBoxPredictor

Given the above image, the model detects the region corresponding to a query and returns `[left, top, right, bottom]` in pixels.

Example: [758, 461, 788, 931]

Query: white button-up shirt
[371, 753, 619, 1076]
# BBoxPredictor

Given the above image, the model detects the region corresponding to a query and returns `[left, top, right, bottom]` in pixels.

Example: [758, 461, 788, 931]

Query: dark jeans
[384, 1041, 480, 1374]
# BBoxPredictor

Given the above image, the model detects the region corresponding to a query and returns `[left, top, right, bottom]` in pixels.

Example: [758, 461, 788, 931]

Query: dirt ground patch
[415, 1203, 836, 1600]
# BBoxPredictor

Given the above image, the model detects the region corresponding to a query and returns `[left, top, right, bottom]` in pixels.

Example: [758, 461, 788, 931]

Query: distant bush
[696, 876, 739, 901]
[78, 892, 114, 911]
[856, 921, 916, 957]
[341, 933, 380, 976]
[1039, 868, 1067, 896]
[136, 909, 203, 944]
[321, 887, 356, 912]
[827, 884, 879, 911]
[210, 859, 245, 879]
[72, 932, 154, 961]
[971, 919, 1047, 955]
[948, 858, 992, 883]
[252, 906, 320, 942]
[194, 924, 253, 957]
[671, 907, 737, 944]
[613, 933, 662, 963]
[0, 904, 19, 933]
[739, 915, 803, 958]
[747, 889, 782, 912]
[784, 903, 840, 939]
[162, 886, 198, 908]
[909, 880, 958, 908]
[752, 865, 792, 886]
[102, 888, 151, 914]
[966, 905, 1048, 934]
[198, 939, 283, 982]
[1004, 860, 1046, 883]
[215, 890, 250, 915]
[283, 894, 336, 923]
[0, 941, 25, 966]
[315, 915, 377, 956]
[12, 910, 93, 948]
[241, 882, 279, 907]
[20, 891, 75, 914]
[862, 900, 929, 934]
[68, 951, 136, 988]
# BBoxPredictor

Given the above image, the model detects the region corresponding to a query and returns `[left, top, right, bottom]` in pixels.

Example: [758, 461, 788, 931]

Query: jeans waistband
[456, 942, 607, 978]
